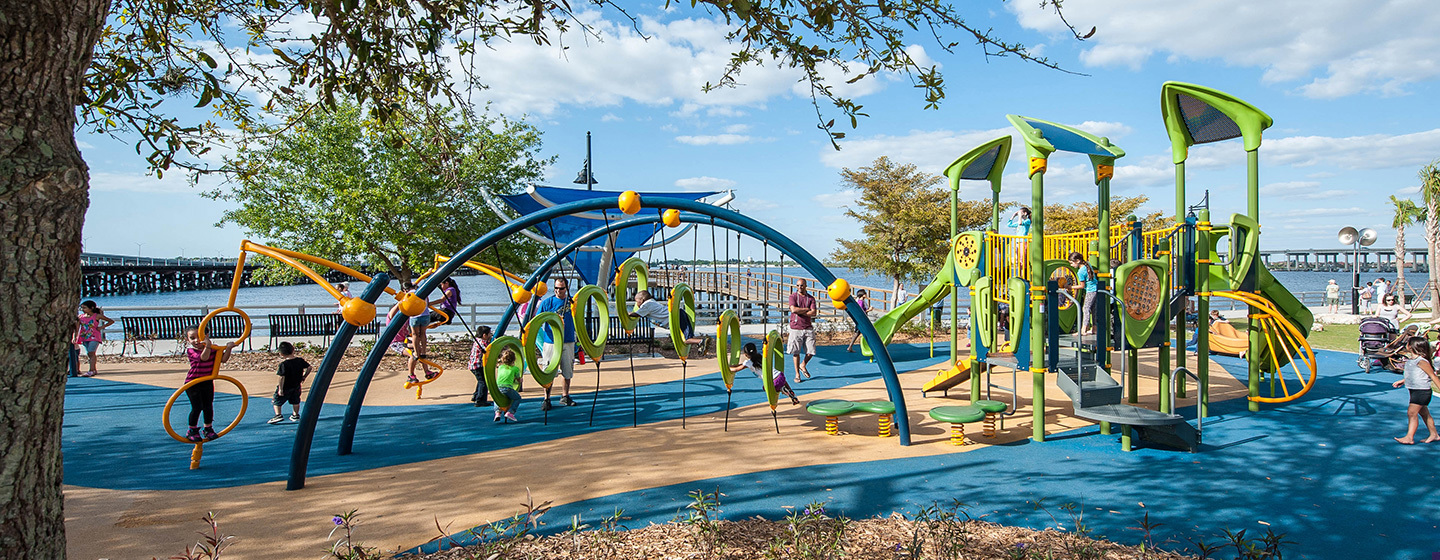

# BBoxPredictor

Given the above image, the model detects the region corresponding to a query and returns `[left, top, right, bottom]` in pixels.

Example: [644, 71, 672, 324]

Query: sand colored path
[66, 346, 1244, 560]
[96, 355, 718, 407]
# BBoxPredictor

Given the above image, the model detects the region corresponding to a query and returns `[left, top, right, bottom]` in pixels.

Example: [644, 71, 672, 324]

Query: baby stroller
[1357, 317, 1407, 373]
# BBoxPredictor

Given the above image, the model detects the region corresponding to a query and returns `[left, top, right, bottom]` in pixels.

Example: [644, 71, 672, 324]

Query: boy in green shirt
[494, 348, 522, 422]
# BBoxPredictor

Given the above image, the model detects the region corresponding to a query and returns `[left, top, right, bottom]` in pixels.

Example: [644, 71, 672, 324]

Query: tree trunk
[0, 1, 109, 557]
[1427, 189, 1438, 308]
[1395, 226, 1407, 296]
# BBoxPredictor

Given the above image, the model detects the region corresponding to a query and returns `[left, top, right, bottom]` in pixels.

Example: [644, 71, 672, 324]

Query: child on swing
[728, 342, 800, 405]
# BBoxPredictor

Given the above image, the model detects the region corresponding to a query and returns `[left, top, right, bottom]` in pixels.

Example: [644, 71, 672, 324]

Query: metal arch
[297, 195, 910, 491]
[495, 214, 764, 335]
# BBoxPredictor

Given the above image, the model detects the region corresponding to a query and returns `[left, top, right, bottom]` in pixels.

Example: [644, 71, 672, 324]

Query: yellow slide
[921, 358, 975, 393]
[1208, 321, 1248, 357]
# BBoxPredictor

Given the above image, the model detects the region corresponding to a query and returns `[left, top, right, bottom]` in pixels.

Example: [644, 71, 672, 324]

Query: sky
[79, 0, 1440, 263]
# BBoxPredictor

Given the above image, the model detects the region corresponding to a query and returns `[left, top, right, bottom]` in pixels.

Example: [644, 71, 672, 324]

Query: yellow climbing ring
[162, 374, 249, 470]
[401, 343, 445, 399]
[1206, 291, 1318, 403]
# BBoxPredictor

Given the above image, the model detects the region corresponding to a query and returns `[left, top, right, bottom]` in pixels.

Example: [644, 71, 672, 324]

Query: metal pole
[585, 131, 594, 190]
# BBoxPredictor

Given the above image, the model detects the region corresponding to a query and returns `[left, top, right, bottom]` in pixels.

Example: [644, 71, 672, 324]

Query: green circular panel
[572, 285, 609, 360]
[483, 336, 525, 409]
[760, 329, 784, 409]
[669, 283, 696, 358]
[975, 400, 1007, 413]
[521, 312, 564, 387]
[806, 399, 857, 416]
[854, 400, 895, 414]
[716, 310, 742, 390]
[929, 405, 985, 424]
[615, 257, 649, 332]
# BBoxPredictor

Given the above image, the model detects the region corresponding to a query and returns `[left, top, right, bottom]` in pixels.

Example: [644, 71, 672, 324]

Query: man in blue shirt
[533, 277, 577, 410]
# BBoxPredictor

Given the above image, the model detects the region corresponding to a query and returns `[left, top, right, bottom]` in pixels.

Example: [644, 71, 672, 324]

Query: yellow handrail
[1204, 290, 1318, 403]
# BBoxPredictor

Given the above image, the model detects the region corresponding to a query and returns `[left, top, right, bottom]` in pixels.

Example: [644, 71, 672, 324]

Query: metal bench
[267, 313, 383, 348]
[267, 313, 342, 348]
[120, 315, 196, 355]
[585, 315, 655, 355]
[120, 314, 252, 355]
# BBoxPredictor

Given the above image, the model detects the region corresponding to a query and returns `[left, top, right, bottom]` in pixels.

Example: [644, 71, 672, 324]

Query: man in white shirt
[1376, 278, 1390, 307]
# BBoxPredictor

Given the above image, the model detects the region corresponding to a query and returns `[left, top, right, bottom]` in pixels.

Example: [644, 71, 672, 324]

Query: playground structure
[172, 81, 1328, 486]
[857, 82, 1319, 451]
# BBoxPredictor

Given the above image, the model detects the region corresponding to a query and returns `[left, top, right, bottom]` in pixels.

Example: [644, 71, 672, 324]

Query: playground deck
[62, 343, 1437, 559]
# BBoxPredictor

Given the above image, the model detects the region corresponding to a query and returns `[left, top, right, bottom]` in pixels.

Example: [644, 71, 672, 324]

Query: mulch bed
[410, 516, 1199, 560]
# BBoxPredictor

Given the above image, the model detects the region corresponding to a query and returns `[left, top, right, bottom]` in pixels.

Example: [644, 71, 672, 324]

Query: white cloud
[601, 113, 623, 122]
[1011, 0, 1440, 98]
[1267, 129, 1440, 169]
[1261, 180, 1352, 200]
[819, 127, 1017, 174]
[675, 133, 752, 146]
[446, 11, 919, 116]
[674, 176, 736, 191]
[723, 124, 751, 134]
[740, 197, 778, 211]
[812, 189, 858, 209]
[89, 171, 214, 194]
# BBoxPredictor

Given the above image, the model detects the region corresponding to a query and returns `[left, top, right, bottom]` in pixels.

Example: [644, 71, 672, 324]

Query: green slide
[859, 254, 955, 358]
[1207, 213, 1311, 370]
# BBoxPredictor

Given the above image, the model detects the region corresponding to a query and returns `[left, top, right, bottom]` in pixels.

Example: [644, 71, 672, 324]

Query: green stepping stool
[806, 400, 857, 436]
[929, 405, 985, 446]
[974, 400, 1008, 438]
[854, 401, 896, 438]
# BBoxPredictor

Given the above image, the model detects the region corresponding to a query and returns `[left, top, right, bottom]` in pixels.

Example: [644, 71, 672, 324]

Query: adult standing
[534, 277, 578, 410]
[1325, 279, 1341, 314]
[787, 278, 818, 383]
[1376, 277, 1390, 309]
[1360, 282, 1375, 313]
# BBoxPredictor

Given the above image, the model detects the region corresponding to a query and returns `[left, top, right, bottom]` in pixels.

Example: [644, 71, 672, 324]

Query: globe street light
[1338, 226, 1378, 314]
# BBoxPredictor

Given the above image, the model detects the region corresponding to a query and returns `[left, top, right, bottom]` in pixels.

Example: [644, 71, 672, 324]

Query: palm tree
[1390, 195, 1425, 297]
[1420, 160, 1440, 308]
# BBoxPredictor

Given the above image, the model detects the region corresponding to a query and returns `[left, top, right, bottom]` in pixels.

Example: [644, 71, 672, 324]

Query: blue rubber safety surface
[63, 342, 949, 491]
[416, 349, 1440, 560]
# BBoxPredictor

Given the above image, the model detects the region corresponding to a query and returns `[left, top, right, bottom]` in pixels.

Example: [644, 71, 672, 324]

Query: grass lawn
[1221, 319, 1358, 354]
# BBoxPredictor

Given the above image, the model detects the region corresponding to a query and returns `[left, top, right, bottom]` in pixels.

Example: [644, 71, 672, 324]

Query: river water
[83, 265, 1399, 319]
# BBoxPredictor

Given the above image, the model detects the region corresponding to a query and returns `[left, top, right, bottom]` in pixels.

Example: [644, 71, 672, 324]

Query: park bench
[267, 313, 384, 349]
[120, 314, 249, 355]
[267, 313, 342, 349]
[585, 315, 655, 355]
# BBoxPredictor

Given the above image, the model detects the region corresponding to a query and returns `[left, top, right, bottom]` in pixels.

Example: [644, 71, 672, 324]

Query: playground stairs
[1054, 335, 1199, 452]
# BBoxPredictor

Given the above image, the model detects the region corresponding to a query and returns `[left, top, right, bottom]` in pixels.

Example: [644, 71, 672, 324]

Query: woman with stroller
[1375, 293, 1410, 330]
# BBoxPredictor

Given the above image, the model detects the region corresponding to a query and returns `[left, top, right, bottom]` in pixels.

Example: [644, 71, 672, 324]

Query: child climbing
[469, 325, 494, 407]
[494, 347, 522, 423]
[844, 289, 872, 352]
[402, 281, 442, 383]
[268, 341, 311, 424]
[731, 342, 800, 406]
[183, 327, 235, 442]
[629, 289, 708, 355]
[73, 300, 113, 377]
[1068, 252, 1097, 335]
[1393, 337, 1440, 444]
[1008, 206, 1032, 271]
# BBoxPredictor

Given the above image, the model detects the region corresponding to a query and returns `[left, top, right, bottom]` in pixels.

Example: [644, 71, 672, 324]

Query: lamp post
[1338, 226, 1378, 314]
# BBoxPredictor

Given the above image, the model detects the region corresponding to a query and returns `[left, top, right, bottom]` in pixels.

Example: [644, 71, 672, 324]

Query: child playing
[629, 290, 708, 355]
[494, 347, 522, 422]
[385, 302, 412, 356]
[1393, 336, 1440, 444]
[73, 300, 113, 377]
[729, 342, 800, 406]
[183, 327, 236, 442]
[403, 282, 442, 383]
[844, 289, 872, 352]
[468, 325, 494, 407]
[268, 342, 312, 424]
